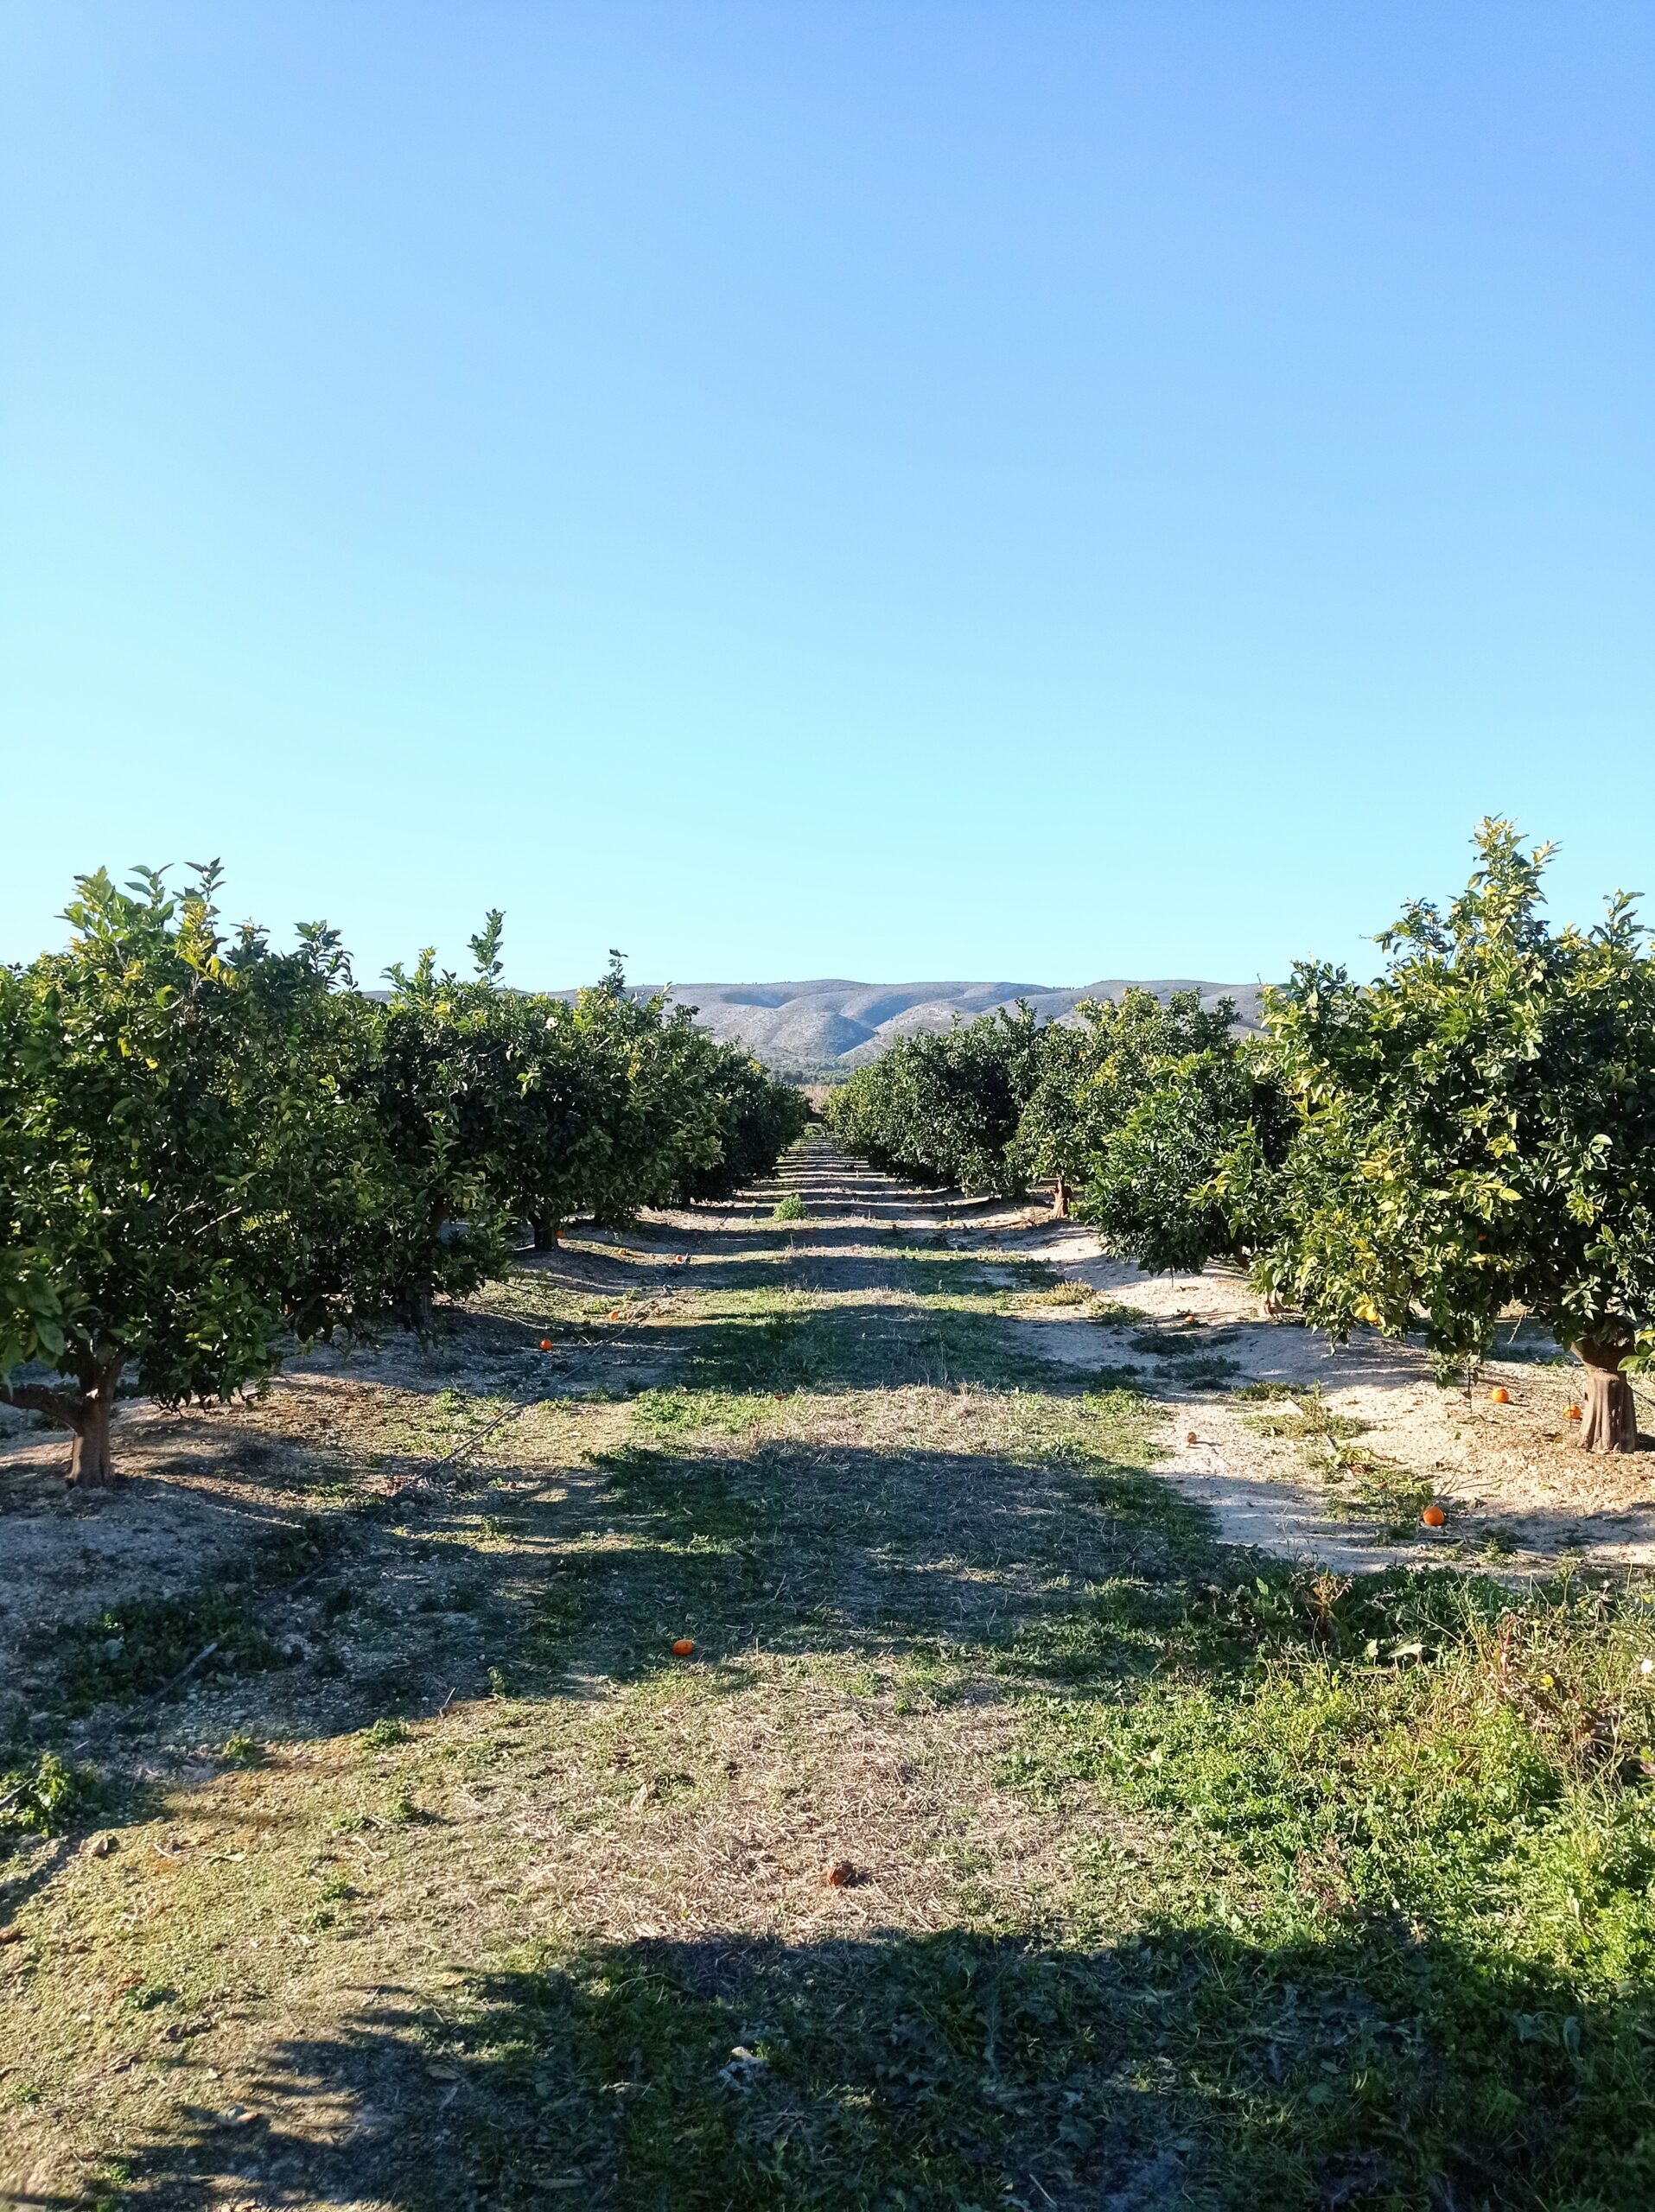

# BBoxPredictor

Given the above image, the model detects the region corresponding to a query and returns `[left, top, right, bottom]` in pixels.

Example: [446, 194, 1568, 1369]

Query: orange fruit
[608, 1310, 621, 1321]
[1490, 1386, 1510, 1404]
[1565, 1403, 1583, 1421]
[539, 1338, 553, 1351]
[1422, 1504, 1447, 1528]
[672, 1638, 694, 1656]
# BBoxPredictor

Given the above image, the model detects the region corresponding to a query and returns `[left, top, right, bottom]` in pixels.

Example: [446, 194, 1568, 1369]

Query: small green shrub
[120, 1981, 176, 2012]
[41, 1516, 335, 1713]
[771, 1193, 810, 1223]
[1088, 1363, 1150, 1391]
[0, 1752, 105, 1839]
[1245, 1386, 1367, 1443]
[51, 1595, 281, 1712]
[364, 1716, 410, 1749]
[1091, 1300, 1150, 1327]
[1159, 1353, 1243, 1384]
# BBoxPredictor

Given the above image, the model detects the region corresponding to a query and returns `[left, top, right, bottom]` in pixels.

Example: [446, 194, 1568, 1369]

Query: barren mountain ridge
[602, 976, 1265, 1074]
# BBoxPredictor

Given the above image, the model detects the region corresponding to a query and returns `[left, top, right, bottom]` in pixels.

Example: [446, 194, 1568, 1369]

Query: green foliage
[36, 1517, 329, 1711]
[673, 1045, 809, 1204]
[50, 1592, 277, 1713]
[1015, 989, 1291, 1272]
[0, 865, 409, 1469]
[771, 1192, 809, 1222]
[2, 878, 804, 1478]
[826, 1004, 1047, 1194]
[1261, 819, 1655, 1371]
[0, 1752, 105, 1840]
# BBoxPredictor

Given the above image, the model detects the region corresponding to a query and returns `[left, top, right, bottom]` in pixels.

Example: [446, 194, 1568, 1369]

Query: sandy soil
[945, 1192, 1655, 1577]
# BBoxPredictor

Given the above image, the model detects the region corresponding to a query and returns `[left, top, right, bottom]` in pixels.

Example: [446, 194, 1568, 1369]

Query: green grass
[368, 1553, 1655, 2209]
[11, 1141, 1655, 2211]
[1158, 1351, 1244, 1384]
[35, 1516, 336, 1713]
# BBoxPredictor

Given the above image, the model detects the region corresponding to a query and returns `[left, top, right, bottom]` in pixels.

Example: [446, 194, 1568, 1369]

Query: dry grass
[3, 1141, 1653, 2210]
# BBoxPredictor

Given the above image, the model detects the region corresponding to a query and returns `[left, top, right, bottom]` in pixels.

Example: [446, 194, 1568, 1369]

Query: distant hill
[592, 978, 1266, 1077]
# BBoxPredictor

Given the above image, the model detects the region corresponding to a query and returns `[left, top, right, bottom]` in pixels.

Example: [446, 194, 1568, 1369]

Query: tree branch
[0, 1381, 84, 1430]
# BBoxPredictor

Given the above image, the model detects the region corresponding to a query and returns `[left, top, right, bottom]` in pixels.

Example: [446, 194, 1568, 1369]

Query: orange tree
[1077, 1041, 1289, 1276]
[379, 942, 805, 1250]
[825, 1006, 1046, 1195]
[1010, 988, 1288, 1265]
[379, 917, 624, 1262]
[673, 1047, 809, 1202]
[1263, 821, 1655, 1452]
[371, 918, 527, 1322]
[568, 965, 742, 1224]
[0, 868, 410, 1483]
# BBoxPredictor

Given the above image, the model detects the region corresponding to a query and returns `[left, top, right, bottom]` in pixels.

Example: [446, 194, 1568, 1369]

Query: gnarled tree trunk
[0, 1353, 124, 1485]
[1575, 1340, 1639, 1454]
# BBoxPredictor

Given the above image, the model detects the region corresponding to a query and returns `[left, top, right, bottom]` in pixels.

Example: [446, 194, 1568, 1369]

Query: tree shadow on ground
[77, 1917, 1655, 2210]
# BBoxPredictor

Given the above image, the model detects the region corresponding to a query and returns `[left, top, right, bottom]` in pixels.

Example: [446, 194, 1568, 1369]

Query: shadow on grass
[84, 1919, 1655, 2210]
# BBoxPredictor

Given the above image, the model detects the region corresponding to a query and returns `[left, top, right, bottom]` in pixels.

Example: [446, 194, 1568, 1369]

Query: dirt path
[0, 1144, 1172, 2208]
[3, 1140, 1652, 2211]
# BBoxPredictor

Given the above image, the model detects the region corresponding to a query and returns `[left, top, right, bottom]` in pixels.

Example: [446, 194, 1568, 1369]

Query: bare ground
[979, 1203, 1655, 1573]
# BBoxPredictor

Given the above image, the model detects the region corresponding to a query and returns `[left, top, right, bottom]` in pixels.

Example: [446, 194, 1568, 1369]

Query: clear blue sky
[3, 2, 1650, 989]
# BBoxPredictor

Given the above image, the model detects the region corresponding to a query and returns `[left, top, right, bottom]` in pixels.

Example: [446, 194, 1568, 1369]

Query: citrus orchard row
[0, 865, 805, 1484]
[829, 820, 1655, 1457]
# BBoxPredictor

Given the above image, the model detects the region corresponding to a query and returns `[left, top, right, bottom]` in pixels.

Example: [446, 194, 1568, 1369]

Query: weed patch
[37, 1516, 336, 1713]
[0, 1752, 105, 1841]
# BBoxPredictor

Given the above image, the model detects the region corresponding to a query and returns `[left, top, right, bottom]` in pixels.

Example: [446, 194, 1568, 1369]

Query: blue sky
[3, 2, 1650, 989]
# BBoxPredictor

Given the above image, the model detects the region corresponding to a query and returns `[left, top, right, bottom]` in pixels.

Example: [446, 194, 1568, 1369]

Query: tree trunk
[1575, 1341, 1639, 1454]
[1053, 1178, 1070, 1220]
[68, 1396, 115, 1486]
[0, 1359, 123, 1485]
[532, 1215, 561, 1251]
[67, 1357, 124, 1487]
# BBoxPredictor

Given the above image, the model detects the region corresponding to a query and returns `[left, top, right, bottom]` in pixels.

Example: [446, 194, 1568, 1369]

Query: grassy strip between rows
[9, 1192, 1655, 2210]
[365, 1282, 1655, 2206]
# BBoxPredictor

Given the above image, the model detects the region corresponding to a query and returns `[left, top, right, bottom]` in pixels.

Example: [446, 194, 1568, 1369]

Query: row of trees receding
[827, 822, 1655, 1454]
[1, 867, 807, 1484]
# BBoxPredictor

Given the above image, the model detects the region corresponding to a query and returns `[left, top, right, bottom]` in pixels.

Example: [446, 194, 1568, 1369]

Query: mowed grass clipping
[2, 1138, 1653, 2212]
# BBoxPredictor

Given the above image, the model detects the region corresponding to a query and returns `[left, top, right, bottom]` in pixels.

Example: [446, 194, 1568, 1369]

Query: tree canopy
[824, 823, 1655, 1458]
[824, 1005, 1046, 1196]
[2, 869, 806, 1484]
[1262, 820, 1655, 1450]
